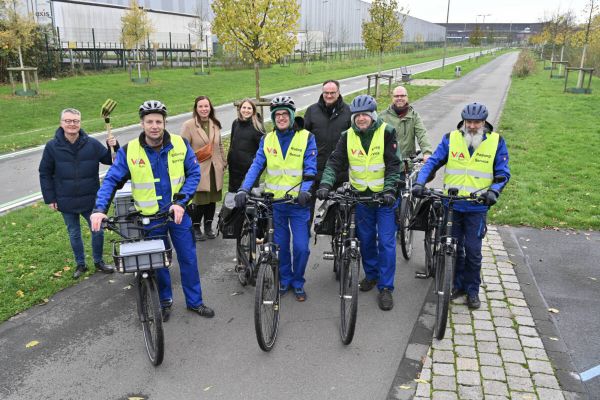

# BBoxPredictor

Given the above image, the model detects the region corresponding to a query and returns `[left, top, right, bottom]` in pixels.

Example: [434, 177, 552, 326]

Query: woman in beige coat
[181, 96, 226, 241]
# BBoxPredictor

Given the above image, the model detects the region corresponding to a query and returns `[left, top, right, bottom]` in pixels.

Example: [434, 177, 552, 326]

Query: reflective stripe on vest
[443, 130, 499, 197]
[127, 135, 187, 215]
[347, 123, 386, 192]
[263, 129, 309, 198]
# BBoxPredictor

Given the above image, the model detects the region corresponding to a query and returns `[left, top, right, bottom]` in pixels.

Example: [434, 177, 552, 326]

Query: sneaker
[451, 288, 466, 300]
[187, 304, 215, 318]
[467, 294, 481, 309]
[73, 264, 88, 279]
[359, 278, 377, 292]
[279, 283, 290, 296]
[161, 299, 173, 322]
[194, 227, 206, 242]
[378, 288, 394, 311]
[94, 261, 115, 274]
[293, 287, 307, 302]
[205, 224, 216, 240]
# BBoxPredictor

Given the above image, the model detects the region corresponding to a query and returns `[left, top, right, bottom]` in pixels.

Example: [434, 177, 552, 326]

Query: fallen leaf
[522, 246, 527, 249]
[29, 265, 37, 269]
[123, 285, 132, 290]
[203, 386, 212, 392]
[549, 336, 559, 341]
[230, 291, 243, 296]
[16, 290, 24, 298]
[414, 378, 428, 384]
[63, 266, 71, 271]
[11, 222, 16, 226]
[548, 308, 559, 314]
[108, 279, 115, 283]
[399, 385, 411, 389]
[53, 271, 62, 277]
[128, 397, 145, 400]
[25, 340, 39, 348]
[42, 298, 49, 303]
[588, 277, 597, 281]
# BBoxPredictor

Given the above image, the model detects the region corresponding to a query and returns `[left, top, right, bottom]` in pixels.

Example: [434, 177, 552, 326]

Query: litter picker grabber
[101, 98, 118, 159]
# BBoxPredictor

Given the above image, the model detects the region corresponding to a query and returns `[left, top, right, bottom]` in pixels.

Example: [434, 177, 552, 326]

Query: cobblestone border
[387, 226, 589, 400]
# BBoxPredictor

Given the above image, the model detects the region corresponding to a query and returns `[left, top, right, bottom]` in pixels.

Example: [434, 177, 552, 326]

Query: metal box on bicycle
[112, 239, 171, 273]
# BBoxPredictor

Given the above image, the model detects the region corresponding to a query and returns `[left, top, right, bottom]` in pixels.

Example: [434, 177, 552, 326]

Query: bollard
[454, 66, 462, 77]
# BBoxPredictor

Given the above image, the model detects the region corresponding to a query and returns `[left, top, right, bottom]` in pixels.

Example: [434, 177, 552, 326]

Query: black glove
[412, 183, 425, 197]
[478, 190, 498, 207]
[297, 191, 311, 207]
[382, 191, 396, 207]
[316, 186, 330, 201]
[234, 190, 248, 208]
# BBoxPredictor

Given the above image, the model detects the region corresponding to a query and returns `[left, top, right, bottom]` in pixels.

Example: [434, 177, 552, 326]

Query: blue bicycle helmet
[350, 94, 377, 113]
[461, 102, 488, 121]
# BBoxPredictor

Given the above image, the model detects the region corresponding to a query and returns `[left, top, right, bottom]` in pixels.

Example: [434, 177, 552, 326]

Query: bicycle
[396, 153, 424, 260]
[102, 208, 175, 366]
[321, 183, 385, 345]
[235, 187, 267, 288]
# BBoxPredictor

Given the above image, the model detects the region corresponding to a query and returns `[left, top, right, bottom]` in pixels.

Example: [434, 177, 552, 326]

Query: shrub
[512, 50, 537, 77]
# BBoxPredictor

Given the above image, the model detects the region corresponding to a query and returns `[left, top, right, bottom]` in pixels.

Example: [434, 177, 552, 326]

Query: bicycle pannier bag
[409, 198, 432, 231]
[217, 192, 245, 239]
[314, 200, 338, 236]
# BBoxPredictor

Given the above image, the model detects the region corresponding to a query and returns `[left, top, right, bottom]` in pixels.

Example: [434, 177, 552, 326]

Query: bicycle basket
[409, 198, 433, 231]
[217, 192, 245, 239]
[112, 238, 171, 273]
[314, 200, 339, 236]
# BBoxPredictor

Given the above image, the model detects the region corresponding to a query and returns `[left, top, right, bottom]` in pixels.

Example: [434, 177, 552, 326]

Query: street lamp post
[477, 14, 491, 47]
[441, 0, 451, 71]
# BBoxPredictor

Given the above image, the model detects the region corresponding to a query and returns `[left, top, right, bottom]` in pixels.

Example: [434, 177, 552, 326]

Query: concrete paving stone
[475, 329, 497, 342]
[536, 388, 566, 400]
[523, 347, 549, 361]
[518, 326, 539, 337]
[484, 283, 504, 292]
[471, 310, 491, 320]
[490, 243, 504, 250]
[481, 365, 507, 381]
[482, 262, 497, 270]
[509, 393, 538, 400]
[510, 306, 533, 317]
[477, 341, 500, 354]
[482, 256, 495, 264]
[433, 338, 454, 350]
[508, 298, 527, 307]
[485, 396, 510, 400]
[433, 363, 456, 376]
[514, 316, 536, 327]
[420, 367, 432, 382]
[493, 250, 509, 257]
[454, 345, 477, 359]
[500, 349, 526, 364]
[416, 382, 431, 397]
[432, 391, 458, 400]
[496, 261, 513, 269]
[451, 313, 472, 324]
[433, 349, 455, 364]
[451, 305, 470, 314]
[482, 268, 499, 277]
[502, 282, 521, 291]
[484, 276, 501, 284]
[473, 320, 494, 331]
[454, 334, 475, 347]
[528, 360, 554, 374]
[493, 317, 514, 328]
[498, 337, 522, 351]
[457, 384, 483, 400]
[507, 375, 534, 392]
[504, 362, 531, 378]
[496, 327, 518, 339]
[423, 355, 433, 368]
[505, 289, 525, 299]
[495, 255, 510, 262]
[521, 336, 544, 349]
[499, 274, 519, 283]
[498, 267, 516, 276]
[483, 380, 509, 396]
[453, 324, 473, 335]
[414, 398, 430, 400]
[532, 373, 560, 389]
[432, 375, 456, 391]
[456, 370, 481, 386]
[491, 307, 513, 318]
[456, 357, 479, 371]
[479, 353, 503, 367]
[487, 291, 506, 300]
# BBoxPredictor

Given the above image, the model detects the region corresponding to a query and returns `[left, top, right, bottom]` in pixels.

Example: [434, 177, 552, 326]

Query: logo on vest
[351, 148, 365, 157]
[265, 147, 278, 156]
[451, 151, 465, 160]
[131, 158, 146, 166]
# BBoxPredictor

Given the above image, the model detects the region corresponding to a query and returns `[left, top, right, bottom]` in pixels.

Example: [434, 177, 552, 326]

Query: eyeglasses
[323, 91, 339, 96]
[62, 119, 81, 124]
[274, 112, 289, 119]
[393, 94, 407, 98]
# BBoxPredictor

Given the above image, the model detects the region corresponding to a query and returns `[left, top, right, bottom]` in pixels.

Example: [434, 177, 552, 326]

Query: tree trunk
[375, 51, 383, 98]
[18, 46, 26, 92]
[136, 47, 142, 79]
[577, 44, 587, 88]
[254, 61, 264, 121]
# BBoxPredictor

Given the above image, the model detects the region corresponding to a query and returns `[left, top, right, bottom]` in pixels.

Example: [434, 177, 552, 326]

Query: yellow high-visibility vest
[347, 123, 386, 192]
[263, 129, 309, 198]
[126, 135, 187, 215]
[443, 130, 499, 196]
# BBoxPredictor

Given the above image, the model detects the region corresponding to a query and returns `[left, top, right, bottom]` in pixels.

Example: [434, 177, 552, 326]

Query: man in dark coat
[303, 79, 352, 225]
[39, 108, 118, 279]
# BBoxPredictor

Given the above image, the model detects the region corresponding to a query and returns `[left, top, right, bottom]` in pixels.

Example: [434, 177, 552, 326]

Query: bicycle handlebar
[327, 190, 385, 205]
[419, 188, 484, 203]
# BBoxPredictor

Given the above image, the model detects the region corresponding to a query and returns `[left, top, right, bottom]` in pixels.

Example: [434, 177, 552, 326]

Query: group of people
[38, 79, 510, 324]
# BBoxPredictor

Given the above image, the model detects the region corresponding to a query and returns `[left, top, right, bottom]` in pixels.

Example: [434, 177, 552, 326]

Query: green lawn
[0, 46, 489, 153]
[489, 61, 600, 230]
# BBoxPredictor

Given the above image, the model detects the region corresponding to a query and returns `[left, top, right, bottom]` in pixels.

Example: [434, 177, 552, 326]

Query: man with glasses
[39, 108, 118, 279]
[304, 80, 351, 226]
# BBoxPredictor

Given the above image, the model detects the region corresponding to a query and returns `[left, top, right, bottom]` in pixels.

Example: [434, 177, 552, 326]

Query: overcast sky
[392, 0, 593, 24]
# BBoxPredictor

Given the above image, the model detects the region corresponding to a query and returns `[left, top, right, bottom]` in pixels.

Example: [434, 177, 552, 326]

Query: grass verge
[490, 61, 600, 230]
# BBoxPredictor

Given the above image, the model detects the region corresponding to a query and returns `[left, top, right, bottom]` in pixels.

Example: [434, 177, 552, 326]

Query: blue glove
[297, 191, 311, 207]
[235, 190, 248, 208]
[382, 191, 396, 207]
[316, 186, 330, 201]
[412, 183, 425, 197]
[478, 190, 498, 206]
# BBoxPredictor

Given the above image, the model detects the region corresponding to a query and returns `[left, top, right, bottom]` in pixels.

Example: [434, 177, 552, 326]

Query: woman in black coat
[227, 99, 264, 192]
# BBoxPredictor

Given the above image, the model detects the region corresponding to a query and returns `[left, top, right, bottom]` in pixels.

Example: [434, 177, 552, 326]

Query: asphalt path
[0, 52, 519, 399]
[0, 49, 498, 212]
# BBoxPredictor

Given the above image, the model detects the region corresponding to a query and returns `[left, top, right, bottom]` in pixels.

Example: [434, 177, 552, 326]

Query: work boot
[187, 304, 215, 318]
[378, 288, 394, 311]
[204, 222, 216, 239]
[359, 277, 377, 292]
[94, 260, 115, 274]
[161, 299, 173, 322]
[467, 294, 481, 309]
[73, 264, 88, 279]
[194, 224, 206, 241]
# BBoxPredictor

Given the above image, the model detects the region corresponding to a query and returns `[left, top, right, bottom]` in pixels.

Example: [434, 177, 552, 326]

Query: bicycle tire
[254, 261, 280, 351]
[333, 234, 342, 281]
[137, 275, 164, 366]
[339, 249, 360, 345]
[398, 198, 415, 260]
[434, 251, 454, 340]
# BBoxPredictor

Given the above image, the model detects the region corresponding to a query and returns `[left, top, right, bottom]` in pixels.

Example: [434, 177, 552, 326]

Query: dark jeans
[61, 210, 104, 266]
[452, 211, 487, 297]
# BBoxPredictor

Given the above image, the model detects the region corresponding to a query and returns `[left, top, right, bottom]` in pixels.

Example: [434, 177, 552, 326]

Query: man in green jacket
[380, 86, 432, 165]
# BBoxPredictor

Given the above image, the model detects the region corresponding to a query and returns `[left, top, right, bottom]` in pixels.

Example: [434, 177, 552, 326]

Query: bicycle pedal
[415, 271, 429, 279]
[322, 251, 335, 260]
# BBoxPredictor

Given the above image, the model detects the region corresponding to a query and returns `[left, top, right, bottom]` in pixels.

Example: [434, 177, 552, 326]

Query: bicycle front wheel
[340, 249, 360, 345]
[254, 261, 280, 351]
[398, 197, 415, 260]
[434, 251, 454, 340]
[137, 275, 164, 366]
